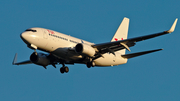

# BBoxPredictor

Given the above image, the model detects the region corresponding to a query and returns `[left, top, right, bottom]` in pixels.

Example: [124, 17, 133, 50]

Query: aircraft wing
[92, 18, 178, 55]
[13, 60, 32, 65]
[12, 53, 32, 65]
[12, 53, 74, 67]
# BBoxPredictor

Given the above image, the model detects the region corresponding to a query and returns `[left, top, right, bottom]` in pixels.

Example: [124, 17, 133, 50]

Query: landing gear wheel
[87, 62, 92, 68]
[64, 66, 69, 73]
[60, 66, 69, 73]
[60, 67, 65, 74]
[87, 61, 95, 68]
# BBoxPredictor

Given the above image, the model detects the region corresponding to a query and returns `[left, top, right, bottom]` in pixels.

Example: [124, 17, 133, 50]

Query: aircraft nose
[20, 32, 29, 40]
[20, 32, 32, 44]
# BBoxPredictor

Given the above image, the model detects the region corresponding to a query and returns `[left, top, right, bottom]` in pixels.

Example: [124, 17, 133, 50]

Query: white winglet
[167, 18, 178, 33]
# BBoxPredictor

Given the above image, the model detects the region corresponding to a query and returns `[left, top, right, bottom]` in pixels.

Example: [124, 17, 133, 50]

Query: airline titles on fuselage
[48, 30, 79, 44]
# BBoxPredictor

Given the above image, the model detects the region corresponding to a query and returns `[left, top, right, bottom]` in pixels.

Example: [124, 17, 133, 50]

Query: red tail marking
[115, 38, 123, 41]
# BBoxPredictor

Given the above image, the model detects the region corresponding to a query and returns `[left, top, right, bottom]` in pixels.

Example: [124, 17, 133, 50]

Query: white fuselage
[21, 28, 127, 66]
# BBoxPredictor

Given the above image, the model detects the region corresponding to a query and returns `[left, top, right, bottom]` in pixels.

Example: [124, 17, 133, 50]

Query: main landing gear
[60, 64, 69, 74]
[86, 61, 95, 68]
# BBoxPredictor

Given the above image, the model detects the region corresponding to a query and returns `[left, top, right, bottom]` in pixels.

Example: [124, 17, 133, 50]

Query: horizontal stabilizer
[12, 53, 32, 65]
[121, 49, 163, 59]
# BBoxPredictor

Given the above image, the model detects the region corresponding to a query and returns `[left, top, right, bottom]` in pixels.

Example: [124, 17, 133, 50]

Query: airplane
[13, 17, 178, 74]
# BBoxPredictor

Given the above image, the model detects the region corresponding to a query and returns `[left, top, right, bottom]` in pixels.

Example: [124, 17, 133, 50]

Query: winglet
[12, 53, 18, 65]
[167, 18, 178, 33]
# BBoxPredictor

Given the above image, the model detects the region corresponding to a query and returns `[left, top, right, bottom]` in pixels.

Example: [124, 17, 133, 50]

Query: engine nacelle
[75, 43, 96, 57]
[30, 52, 50, 66]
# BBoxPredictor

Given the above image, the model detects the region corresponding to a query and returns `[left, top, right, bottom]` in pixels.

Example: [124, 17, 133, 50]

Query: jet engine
[75, 43, 96, 57]
[30, 52, 50, 66]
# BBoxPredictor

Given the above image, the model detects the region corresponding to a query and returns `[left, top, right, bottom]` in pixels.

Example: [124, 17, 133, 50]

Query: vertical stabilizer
[111, 17, 130, 54]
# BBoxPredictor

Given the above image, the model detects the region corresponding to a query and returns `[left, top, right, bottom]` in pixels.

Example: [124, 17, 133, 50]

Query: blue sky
[0, 0, 180, 101]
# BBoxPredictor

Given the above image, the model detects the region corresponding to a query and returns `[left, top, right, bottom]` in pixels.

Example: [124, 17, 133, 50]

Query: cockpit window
[25, 29, 37, 32]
